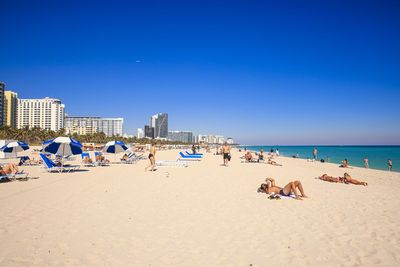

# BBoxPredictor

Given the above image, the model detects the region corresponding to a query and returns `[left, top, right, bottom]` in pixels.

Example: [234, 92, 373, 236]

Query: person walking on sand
[313, 147, 318, 160]
[222, 142, 231, 166]
[145, 142, 156, 171]
[388, 159, 393, 171]
[364, 157, 369, 168]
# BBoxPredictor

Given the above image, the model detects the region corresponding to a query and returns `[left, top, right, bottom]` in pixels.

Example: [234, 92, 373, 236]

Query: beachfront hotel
[167, 131, 193, 143]
[4, 90, 18, 128]
[196, 134, 226, 144]
[64, 116, 124, 137]
[0, 82, 5, 126]
[17, 97, 65, 131]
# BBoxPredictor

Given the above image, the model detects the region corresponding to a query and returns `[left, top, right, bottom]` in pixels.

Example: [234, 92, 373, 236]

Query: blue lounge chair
[185, 151, 203, 156]
[40, 153, 80, 173]
[179, 152, 202, 161]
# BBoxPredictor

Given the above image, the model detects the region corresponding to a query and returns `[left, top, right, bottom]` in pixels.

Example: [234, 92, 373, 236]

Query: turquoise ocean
[239, 146, 399, 172]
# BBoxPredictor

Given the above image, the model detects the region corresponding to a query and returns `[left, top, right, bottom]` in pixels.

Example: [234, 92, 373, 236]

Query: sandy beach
[1, 148, 400, 266]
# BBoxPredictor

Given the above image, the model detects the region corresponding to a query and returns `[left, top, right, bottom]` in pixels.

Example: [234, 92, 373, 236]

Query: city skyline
[1, 1, 400, 145]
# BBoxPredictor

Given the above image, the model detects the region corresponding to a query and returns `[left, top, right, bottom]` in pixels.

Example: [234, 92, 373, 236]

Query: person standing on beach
[313, 147, 318, 160]
[364, 157, 369, 168]
[145, 142, 156, 171]
[388, 159, 393, 171]
[276, 148, 279, 157]
[222, 142, 231, 166]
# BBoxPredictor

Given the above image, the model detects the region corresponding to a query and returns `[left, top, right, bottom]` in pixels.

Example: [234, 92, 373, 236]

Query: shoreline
[240, 145, 398, 173]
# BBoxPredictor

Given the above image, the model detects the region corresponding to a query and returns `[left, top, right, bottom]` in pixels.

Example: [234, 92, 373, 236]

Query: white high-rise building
[17, 97, 65, 131]
[137, 128, 144, 138]
[150, 113, 168, 139]
[64, 116, 124, 137]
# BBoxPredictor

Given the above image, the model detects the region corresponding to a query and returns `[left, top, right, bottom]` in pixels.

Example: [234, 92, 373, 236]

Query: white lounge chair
[156, 160, 188, 167]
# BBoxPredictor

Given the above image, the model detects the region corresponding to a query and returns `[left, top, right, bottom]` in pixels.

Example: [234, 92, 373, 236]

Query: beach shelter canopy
[103, 141, 128, 154]
[43, 137, 83, 156]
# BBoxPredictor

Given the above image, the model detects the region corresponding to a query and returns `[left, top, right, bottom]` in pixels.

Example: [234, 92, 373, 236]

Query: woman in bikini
[260, 177, 308, 200]
[318, 173, 367, 186]
[0, 163, 21, 175]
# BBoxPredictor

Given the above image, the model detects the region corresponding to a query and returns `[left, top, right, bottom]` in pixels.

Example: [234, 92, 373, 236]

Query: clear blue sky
[1, 0, 399, 145]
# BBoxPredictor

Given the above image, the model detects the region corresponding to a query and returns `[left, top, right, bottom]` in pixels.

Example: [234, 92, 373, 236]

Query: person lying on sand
[267, 158, 282, 166]
[318, 173, 368, 186]
[244, 152, 254, 162]
[259, 177, 308, 200]
[0, 163, 22, 175]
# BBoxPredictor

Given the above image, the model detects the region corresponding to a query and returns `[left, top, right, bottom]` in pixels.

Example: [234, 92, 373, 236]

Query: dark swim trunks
[279, 189, 291, 197]
[223, 153, 229, 159]
[148, 153, 154, 159]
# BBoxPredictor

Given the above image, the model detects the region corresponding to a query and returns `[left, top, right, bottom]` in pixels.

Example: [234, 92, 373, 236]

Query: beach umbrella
[103, 141, 128, 154]
[43, 137, 83, 156]
[0, 141, 30, 158]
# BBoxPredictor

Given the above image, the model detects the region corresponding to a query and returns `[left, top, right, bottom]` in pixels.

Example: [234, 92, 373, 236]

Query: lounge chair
[185, 151, 203, 156]
[179, 152, 202, 161]
[0, 171, 29, 182]
[94, 152, 110, 166]
[120, 151, 144, 164]
[156, 160, 189, 167]
[40, 153, 80, 173]
[81, 153, 97, 167]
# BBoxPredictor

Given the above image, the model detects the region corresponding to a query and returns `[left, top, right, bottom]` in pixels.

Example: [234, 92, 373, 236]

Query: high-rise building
[137, 128, 144, 139]
[144, 125, 154, 139]
[167, 131, 193, 143]
[17, 97, 65, 131]
[150, 113, 168, 138]
[64, 116, 124, 137]
[196, 134, 225, 144]
[0, 82, 5, 126]
[4, 91, 18, 128]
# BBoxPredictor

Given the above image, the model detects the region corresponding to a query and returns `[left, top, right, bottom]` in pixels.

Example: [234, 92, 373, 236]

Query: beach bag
[227, 154, 231, 161]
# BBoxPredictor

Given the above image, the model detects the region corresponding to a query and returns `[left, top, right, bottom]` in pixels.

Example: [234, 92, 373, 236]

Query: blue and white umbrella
[43, 137, 83, 156]
[103, 141, 128, 154]
[0, 141, 30, 157]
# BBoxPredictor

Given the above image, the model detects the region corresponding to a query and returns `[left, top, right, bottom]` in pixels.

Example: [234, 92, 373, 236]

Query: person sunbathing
[96, 153, 110, 163]
[0, 163, 21, 175]
[244, 152, 254, 162]
[319, 174, 345, 183]
[83, 156, 93, 164]
[318, 173, 367, 186]
[343, 173, 368, 186]
[267, 158, 282, 166]
[259, 177, 308, 200]
[121, 154, 129, 161]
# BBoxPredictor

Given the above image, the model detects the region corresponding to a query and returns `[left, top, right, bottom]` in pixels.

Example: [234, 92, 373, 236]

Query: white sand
[1, 149, 400, 266]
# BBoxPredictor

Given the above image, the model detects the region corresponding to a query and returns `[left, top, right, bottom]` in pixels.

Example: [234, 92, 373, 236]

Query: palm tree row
[0, 126, 187, 146]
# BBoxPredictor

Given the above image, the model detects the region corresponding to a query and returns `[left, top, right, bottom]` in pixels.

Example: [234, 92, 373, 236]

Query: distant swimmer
[363, 157, 369, 168]
[313, 147, 318, 160]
